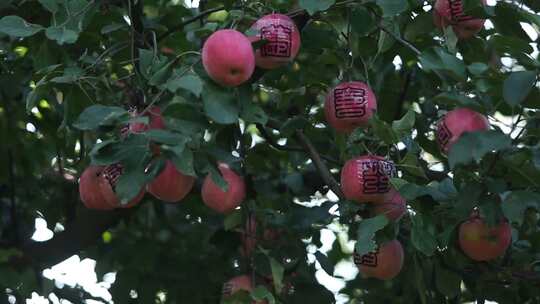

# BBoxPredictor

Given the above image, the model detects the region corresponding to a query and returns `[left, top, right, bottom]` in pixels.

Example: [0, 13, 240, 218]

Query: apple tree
[0, 0, 540, 303]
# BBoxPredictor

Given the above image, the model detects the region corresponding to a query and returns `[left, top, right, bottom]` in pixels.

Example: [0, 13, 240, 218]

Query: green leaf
[163, 145, 196, 177]
[419, 47, 467, 81]
[149, 61, 174, 86]
[502, 191, 540, 225]
[91, 135, 150, 166]
[399, 152, 427, 179]
[370, 115, 398, 145]
[115, 171, 146, 204]
[207, 164, 229, 192]
[299, 0, 335, 15]
[433, 92, 479, 109]
[391, 178, 457, 201]
[202, 84, 239, 125]
[223, 210, 242, 230]
[251, 286, 276, 304]
[45, 26, 78, 44]
[443, 26, 458, 54]
[0, 248, 22, 263]
[376, 0, 409, 17]
[269, 257, 284, 293]
[101, 23, 126, 34]
[38, 0, 58, 12]
[533, 147, 540, 170]
[144, 129, 188, 145]
[448, 130, 512, 168]
[355, 215, 389, 256]
[350, 6, 376, 37]
[435, 264, 461, 298]
[0, 16, 44, 37]
[166, 73, 203, 97]
[503, 71, 538, 106]
[468, 62, 489, 75]
[411, 215, 437, 256]
[73, 105, 127, 130]
[392, 109, 415, 137]
[314, 251, 334, 276]
[280, 116, 310, 137]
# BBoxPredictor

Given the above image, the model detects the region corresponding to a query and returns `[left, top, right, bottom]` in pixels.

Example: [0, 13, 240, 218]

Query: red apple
[341, 155, 397, 203]
[98, 164, 145, 208]
[79, 166, 114, 210]
[433, 0, 487, 39]
[129, 106, 165, 133]
[458, 215, 511, 261]
[372, 189, 407, 221]
[222, 275, 253, 298]
[436, 108, 490, 154]
[202, 29, 255, 87]
[324, 82, 377, 133]
[147, 160, 195, 203]
[249, 13, 301, 69]
[354, 239, 404, 280]
[201, 163, 246, 213]
[222, 275, 266, 303]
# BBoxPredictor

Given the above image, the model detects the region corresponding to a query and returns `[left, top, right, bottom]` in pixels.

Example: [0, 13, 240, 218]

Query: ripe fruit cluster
[322, 76, 406, 279]
[79, 107, 247, 214]
[202, 13, 301, 87]
[82, 2, 502, 296]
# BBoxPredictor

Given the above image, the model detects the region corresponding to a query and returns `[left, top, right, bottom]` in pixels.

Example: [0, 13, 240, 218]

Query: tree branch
[21, 208, 133, 267]
[377, 23, 421, 56]
[157, 6, 227, 41]
[256, 123, 340, 165]
[293, 130, 345, 200]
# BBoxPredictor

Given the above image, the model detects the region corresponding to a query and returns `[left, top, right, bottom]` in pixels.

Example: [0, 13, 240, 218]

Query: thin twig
[256, 124, 341, 165]
[378, 23, 421, 56]
[158, 6, 227, 41]
[294, 130, 345, 200]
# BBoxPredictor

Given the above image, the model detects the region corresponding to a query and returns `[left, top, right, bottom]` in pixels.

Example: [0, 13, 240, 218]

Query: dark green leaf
[166, 73, 203, 97]
[392, 108, 415, 137]
[144, 129, 189, 145]
[251, 286, 276, 304]
[269, 257, 284, 293]
[223, 210, 242, 230]
[350, 6, 376, 37]
[370, 115, 398, 145]
[503, 71, 538, 106]
[0, 16, 43, 37]
[298, 0, 335, 15]
[355, 215, 389, 255]
[72, 105, 127, 130]
[502, 191, 540, 225]
[314, 251, 334, 276]
[45, 26, 78, 44]
[435, 264, 461, 298]
[411, 215, 437, 256]
[448, 130, 512, 168]
[202, 84, 239, 124]
[376, 0, 409, 17]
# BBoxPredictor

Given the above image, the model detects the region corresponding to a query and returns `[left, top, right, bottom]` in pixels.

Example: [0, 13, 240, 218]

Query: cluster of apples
[326, 89, 507, 277]
[437, 108, 512, 261]
[323, 79, 405, 279]
[432, 0, 510, 262]
[202, 13, 301, 87]
[79, 106, 248, 214]
[433, 0, 487, 39]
